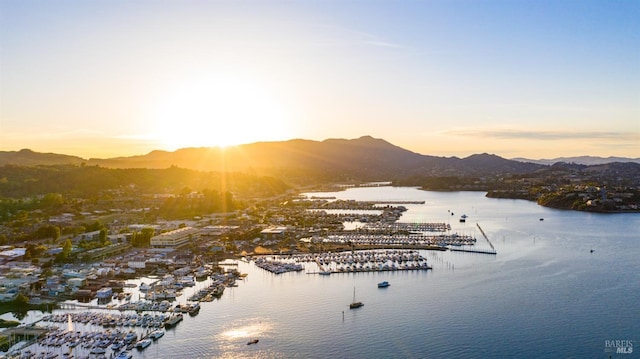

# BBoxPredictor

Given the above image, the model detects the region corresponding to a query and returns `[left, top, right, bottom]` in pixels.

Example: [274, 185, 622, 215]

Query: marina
[255, 250, 432, 275]
[0, 188, 638, 358]
[11, 313, 170, 359]
[320, 233, 477, 247]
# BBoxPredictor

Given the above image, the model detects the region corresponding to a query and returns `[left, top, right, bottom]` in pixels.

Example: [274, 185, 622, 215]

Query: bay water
[6, 187, 640, 358]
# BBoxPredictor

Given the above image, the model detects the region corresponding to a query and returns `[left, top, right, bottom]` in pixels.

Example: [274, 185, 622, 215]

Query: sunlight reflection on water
[220, 318, 272, 340]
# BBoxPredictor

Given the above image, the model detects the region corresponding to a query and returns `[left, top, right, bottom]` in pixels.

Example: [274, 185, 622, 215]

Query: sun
[149, 75, 292, 149]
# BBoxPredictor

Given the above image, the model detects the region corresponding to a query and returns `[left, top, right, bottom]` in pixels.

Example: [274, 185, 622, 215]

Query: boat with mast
[349, 287, 363, 309]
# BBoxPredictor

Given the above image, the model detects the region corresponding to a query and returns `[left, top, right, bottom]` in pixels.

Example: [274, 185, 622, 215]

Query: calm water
[7, 187, 640, 358]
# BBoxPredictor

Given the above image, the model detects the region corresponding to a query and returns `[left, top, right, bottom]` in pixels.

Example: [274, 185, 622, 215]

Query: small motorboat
[377, 281, 390, 288]
[247, 339, 259, 345]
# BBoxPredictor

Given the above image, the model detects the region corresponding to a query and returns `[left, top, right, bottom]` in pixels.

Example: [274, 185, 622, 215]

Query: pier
[57, 302, 109, 310]
[307, 265, 432, 274]
[364, 222, 450, 232]
[475, 223, 497, 254]
[322, 232, 476, 247]
[257, 250, 433, 275]
[0, 326, 49, 352]
[449, 247, 497, 255]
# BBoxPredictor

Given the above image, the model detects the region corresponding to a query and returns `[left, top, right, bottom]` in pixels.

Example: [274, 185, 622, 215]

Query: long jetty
[476, 223, 496, 253]
[449, 247, 496, 255]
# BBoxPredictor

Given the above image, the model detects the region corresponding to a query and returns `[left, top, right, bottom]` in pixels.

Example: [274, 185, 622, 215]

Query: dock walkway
[449, 247, 497, 255]
[475, 223, 496, 254]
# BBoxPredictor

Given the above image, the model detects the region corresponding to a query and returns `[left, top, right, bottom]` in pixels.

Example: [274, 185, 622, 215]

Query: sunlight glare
[150, 75, 292, 149]
[220, 322, 271, 340]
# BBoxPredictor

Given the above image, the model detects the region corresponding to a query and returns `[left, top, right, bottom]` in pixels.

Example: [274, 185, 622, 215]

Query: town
[0, 158, 638, 354]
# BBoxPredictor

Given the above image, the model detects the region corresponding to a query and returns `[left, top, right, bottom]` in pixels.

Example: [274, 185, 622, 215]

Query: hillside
[3, 136, 546, 183]
[85, 136, 544, 181]
[0, 149, 86, 166]
[512, 156, 640, 166]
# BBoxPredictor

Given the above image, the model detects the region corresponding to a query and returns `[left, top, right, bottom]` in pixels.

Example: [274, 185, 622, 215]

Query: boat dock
[322, 233, 476, 247]
[57, 302, 111, 310]
[307, 265, 432, 274]
[0, 326, 50, 353]
[258, 250, 433, 275]
[458, 223, 498, 255]
[449, 247, 497, 255]
[476, 223, 495, 250]
[364, 222, 451, 232]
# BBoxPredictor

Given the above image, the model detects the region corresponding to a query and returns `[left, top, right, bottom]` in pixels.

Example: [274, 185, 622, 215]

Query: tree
[62, 239, 72, 257]
[86, 220, 103, 232]
[133, 227, 155, 248]
[99, 228, 107, 244]
[55, 239, 73, 264]
[41, 193, 64, 210]
[53, 226, 61, 242]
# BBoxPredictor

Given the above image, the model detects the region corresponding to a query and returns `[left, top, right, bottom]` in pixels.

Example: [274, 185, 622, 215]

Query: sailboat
[349, 287, 363, 309]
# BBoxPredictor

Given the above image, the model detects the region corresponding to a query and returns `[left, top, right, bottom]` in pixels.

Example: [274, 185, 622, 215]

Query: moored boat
[136, 338, 152, 349]
[164, 313, 183, 328]
[188, 303, 200, 316]
[89, 347, 106, 355]
[377, 281, 390, 288]
[349, 287, 363, 309]
[149, 330, 165, 340]
[115, 351, 133, 359]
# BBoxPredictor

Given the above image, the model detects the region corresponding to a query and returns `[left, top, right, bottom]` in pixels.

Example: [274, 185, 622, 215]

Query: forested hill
[0, 136, 546, 183]
[88, 136, 545, 179]
[0, 149, 85, 166]
[0, 165, 289, 199]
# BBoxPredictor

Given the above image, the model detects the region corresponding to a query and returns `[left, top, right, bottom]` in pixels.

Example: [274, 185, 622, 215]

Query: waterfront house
[96, 287, 113, 299]
[73, 230, 102, 243]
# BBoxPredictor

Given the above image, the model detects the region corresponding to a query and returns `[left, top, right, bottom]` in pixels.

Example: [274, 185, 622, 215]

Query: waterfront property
[150, 227, 201, 248]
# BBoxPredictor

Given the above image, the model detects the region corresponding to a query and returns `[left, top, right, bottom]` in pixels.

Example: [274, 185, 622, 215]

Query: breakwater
[476, 223, 496, 252]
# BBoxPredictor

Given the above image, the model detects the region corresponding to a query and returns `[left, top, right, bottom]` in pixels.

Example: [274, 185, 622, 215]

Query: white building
[150, 227, 200, 248]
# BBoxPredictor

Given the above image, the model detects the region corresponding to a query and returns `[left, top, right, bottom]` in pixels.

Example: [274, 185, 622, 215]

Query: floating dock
[449, 247, 497, 255]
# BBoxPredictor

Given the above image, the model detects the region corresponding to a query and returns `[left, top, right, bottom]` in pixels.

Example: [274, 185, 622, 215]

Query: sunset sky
[1, 0, 638, 159]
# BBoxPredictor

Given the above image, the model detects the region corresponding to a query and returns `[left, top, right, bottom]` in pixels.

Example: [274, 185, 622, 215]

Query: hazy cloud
[310, 24, 402, 49]
[363, 40, 402, 48]
[447, 129, 639, 141]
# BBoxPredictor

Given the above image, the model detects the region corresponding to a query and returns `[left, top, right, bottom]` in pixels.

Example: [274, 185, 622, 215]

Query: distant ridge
[512, 156, 640, 166]
[87, 136, 544, 179]
[0, 149, 86, 166]
[0, 136, 565, 181]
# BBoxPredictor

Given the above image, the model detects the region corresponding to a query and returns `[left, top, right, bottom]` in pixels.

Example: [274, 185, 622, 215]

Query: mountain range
[511, 156, 640, 166]
[0, 136, 636, 182]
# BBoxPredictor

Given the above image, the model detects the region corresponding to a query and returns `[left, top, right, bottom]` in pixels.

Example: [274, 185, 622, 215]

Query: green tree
[53, 226, 61, 242]
[86, 220, 103, 232]
[133, 227, 155, 248]
[62, 239, 72, 257]
[55, 240, 73, 263]
[41, 193, 64, 209]
[99, 228, 107, 244]
[13, 294, 29, 307]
